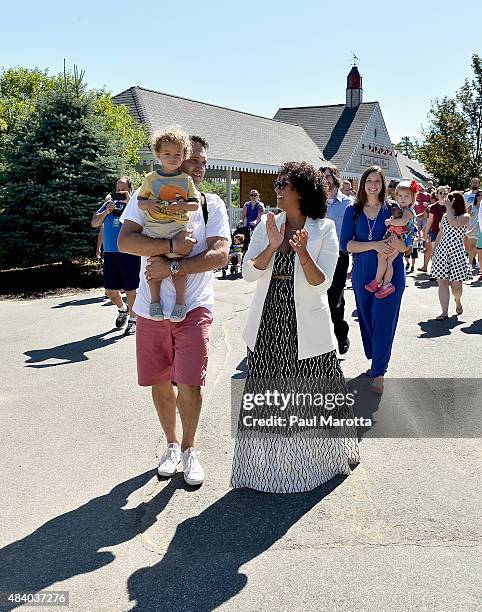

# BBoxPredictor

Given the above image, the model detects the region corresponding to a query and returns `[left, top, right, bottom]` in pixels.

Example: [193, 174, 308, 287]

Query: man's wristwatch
[170, 260, 180, 275]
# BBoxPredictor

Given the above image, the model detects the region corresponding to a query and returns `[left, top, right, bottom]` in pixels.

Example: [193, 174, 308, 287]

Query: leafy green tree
[417, 97, 472, 190]
[0, 80, 128, 268]
[0, 67, 58, 155]
[395, 136, 418, 159]
[418, 54, 482, 189]
[456, 54, 482, 176]
[93, 93, 147, 168]
[198, 178, 240, 207]
[0, 66, 147, 168]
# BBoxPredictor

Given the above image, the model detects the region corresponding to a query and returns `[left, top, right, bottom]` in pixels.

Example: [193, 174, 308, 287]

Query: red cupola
[346, 66, 363, 108]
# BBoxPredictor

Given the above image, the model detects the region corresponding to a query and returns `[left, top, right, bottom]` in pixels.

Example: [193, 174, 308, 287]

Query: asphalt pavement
[0, 268, 481, 611]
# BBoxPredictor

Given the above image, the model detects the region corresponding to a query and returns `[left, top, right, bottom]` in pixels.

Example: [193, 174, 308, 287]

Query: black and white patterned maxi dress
[430, 215, 472, 282]
[230, 250, 360, 493]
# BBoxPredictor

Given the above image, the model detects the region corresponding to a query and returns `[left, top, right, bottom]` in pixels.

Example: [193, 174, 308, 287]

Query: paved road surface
[1, 270, 480, 611]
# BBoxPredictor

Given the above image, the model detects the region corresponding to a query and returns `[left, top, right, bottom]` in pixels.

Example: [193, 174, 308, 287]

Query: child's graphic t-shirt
[138, 169, 199, 225]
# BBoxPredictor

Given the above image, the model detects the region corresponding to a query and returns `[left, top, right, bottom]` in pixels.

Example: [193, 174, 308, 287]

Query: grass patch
[0, 260, 104, 299]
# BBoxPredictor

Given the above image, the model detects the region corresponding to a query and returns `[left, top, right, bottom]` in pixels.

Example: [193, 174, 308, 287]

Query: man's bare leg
[177, 384, 202, 451]
[125, 289, 137, 319]
[105, 288, 124, 310]
[152, 381, 179, 444]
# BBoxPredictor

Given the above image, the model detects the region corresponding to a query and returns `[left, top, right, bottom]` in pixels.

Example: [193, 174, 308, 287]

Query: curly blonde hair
[151, 126, 191, 161]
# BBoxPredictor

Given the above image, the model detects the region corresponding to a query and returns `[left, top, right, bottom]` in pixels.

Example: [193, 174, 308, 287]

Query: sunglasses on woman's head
[274, 178, 290, 189]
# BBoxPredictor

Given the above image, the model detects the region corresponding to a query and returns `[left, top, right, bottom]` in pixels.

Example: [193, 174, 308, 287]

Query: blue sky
[2, 0, 480, 142]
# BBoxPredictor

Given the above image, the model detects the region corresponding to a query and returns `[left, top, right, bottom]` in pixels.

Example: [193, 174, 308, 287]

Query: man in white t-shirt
[118, 135, 230, 486]
[464, 177, 480, 207]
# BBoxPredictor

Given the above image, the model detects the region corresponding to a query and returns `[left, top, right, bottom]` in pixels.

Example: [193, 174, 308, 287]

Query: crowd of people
[91, 129, 480, 494]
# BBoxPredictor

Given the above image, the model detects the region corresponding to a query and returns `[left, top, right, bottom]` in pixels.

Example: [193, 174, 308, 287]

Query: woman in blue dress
[340, 166, 407, 393]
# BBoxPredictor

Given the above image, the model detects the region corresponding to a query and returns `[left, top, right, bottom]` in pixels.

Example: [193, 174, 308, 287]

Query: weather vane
[352, 52, 359, 66]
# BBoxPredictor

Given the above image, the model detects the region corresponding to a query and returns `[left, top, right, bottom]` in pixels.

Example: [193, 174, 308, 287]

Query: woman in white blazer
[231, 162, 360, 494]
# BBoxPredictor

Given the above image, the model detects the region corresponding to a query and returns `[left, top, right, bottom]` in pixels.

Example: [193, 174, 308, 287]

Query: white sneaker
[157, 443, 181, 477]
[181, 447, 204, 485]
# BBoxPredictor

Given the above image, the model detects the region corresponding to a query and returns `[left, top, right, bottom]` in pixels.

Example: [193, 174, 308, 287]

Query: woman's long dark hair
[474, 190, 482, 208]
[354, 165, 387, 215]
[448, 191, 467, 216]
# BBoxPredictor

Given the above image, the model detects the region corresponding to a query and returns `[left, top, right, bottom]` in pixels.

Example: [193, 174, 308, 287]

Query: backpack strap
[200, 192, 209, 225]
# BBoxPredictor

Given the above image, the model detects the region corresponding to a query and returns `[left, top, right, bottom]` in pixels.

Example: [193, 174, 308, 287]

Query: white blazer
[242, 212, 339, 360]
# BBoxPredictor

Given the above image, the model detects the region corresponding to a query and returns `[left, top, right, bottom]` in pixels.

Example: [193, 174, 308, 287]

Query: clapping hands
[289, 228, 309, 255]
[266, 212, 285, 250]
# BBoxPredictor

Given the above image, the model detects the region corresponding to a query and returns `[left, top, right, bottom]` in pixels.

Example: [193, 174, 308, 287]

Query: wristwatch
[170, 260, 180, 275]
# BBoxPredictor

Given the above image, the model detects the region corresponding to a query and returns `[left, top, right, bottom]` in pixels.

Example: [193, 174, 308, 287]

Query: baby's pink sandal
[375, 283, 395, 299]
[365, 279, 382, 292]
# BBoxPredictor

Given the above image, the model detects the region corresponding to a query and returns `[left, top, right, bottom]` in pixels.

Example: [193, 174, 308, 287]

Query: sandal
[365, 279, 382, 292]
[455, 304, 463, 316]
[435, 314, 449, 320]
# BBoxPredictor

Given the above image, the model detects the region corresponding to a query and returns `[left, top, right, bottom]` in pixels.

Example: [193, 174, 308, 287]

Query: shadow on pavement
[51, 296, 108, 309]
[128, 475, 347, 611]
[418, 318, 463, 338]
[0, 471, 155, 610]
[414, 277, 437, 290]
[346, 373, 381, 441]
[24, 329, 124, 368]
[232, 357, 248, 380]
[460, 319, 482, 335]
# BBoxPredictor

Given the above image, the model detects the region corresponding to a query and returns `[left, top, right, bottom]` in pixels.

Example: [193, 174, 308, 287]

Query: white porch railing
[227, 207, 278, 229]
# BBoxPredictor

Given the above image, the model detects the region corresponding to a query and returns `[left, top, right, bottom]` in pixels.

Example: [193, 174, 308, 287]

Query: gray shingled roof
[273, 102, 378, 171]
[112, 87, 324, 171]
[396, 151, 432, 184]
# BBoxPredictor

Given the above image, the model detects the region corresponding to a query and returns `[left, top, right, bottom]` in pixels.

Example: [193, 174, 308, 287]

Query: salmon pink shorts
[136, 307, 213, 387]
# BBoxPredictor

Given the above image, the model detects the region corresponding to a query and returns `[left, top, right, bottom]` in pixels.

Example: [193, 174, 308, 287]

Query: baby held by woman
[365, 180, 418, 298]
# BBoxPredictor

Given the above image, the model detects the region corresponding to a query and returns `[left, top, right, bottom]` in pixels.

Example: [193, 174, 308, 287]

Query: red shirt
[428, 203, 446, 234]
[415, 192, 431, 215]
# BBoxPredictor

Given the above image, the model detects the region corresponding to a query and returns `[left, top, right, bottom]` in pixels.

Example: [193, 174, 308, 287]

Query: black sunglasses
[274, 178, 290, 190]
[250, 193, 258, 196]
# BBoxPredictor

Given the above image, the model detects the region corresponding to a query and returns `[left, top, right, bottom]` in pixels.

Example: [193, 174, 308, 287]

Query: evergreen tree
[0, 79, 128, 268]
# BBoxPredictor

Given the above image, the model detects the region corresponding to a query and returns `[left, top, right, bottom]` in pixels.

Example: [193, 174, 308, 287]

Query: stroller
[221, 223, 252, 277]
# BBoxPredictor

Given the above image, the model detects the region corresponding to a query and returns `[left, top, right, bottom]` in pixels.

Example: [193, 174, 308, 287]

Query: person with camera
[91, 177, 141, 335]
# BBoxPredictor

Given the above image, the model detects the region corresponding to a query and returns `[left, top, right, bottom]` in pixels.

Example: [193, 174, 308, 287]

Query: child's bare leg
[383, 252, 399, 285]
[169, 264, 188, 323]
[375, 252, 388, 283]
[148, 279, 163, 319]
[172, 273, 186, 306]
[149, 280, 161, 305]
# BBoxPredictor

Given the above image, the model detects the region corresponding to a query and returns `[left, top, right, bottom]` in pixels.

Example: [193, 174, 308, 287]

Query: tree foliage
[456, 54, 482, 174]
[93, 93, 147, 168]
[0, 67, 58, 154]
[418, 54, 482, 189]
[395, 136, 418, 159]
[198, 178, 240, 208]
[417, 98, 471, 190]
[0, 66, 147, 167]
[0, 79, 129, 268]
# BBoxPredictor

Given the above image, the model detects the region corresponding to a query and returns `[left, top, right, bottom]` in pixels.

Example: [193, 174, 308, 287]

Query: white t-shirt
[120, 190, 230, 319]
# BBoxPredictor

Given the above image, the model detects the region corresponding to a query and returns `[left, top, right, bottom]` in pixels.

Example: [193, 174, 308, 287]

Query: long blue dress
[340, 203, 405, 378]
